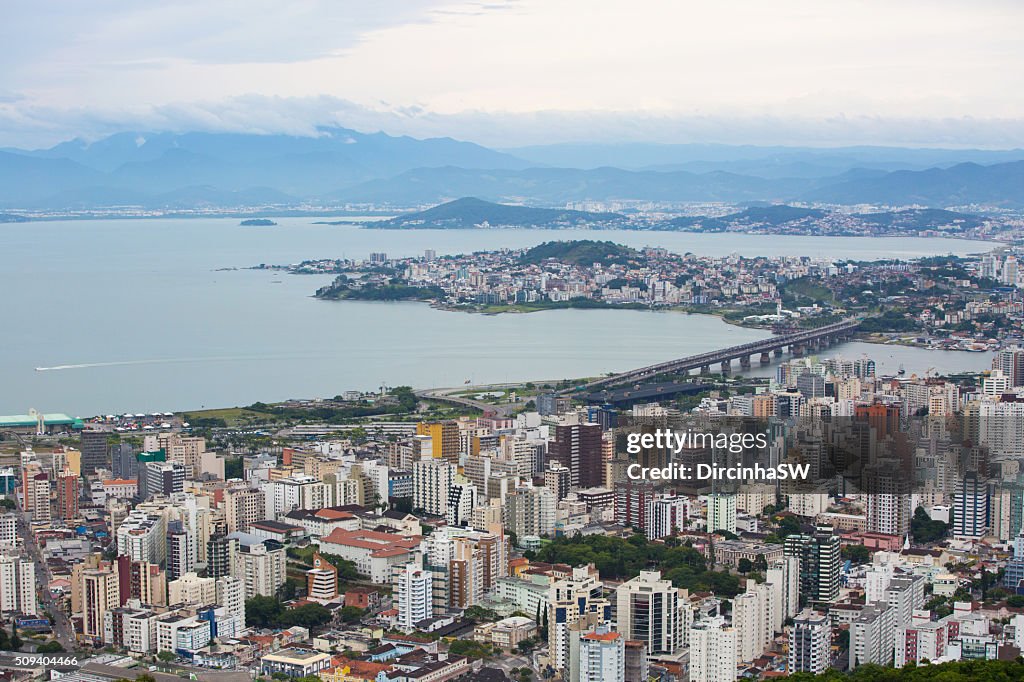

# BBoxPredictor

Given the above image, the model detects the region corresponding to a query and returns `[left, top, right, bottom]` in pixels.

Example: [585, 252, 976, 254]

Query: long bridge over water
[565, 317, 861, 395]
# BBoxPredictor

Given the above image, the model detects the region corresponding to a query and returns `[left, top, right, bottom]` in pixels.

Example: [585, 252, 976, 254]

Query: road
[415, 383, 535, 418]
[16, 508, 77, 651]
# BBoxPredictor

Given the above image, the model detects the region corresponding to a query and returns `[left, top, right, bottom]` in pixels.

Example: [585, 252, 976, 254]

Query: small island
[240, 218, 277, 226]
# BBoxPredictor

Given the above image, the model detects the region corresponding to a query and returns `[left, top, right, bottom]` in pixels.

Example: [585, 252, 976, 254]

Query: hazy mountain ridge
[3, 130, 1024, 210]
[366, 197, 627, 228]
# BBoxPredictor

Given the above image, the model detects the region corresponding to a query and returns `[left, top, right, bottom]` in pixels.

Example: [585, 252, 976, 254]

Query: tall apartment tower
[953, 471, 992, 539]
[789, 610, 830, 674]
[82, 564, 119, 642]
[413, 457, 454, 517]
[570, 625, 625, 682]
[0, 553, 37, 616]
[395, 563, 432, 631]
[784, 525, 841, 604]
[548, 421, 603, 489]
[614, 570, 685, 655]
[994, 346, 1024, 387]
[56, 468, 79, 520]
[690, 617, 738, 682]
[416, 421, 460, 465]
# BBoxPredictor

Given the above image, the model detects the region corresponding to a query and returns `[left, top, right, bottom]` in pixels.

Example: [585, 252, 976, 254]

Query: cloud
[3, 94, 1024, 150]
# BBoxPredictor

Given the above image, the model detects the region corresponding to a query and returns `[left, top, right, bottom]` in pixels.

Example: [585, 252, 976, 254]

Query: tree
[157, 651, 176, 662]
[1006, 595, 1024, 608]
[737, 558, 753, 574]
[911, 506, 948, 544]
[37, 641, 65, 653]
[340, 606, 364, 623]
[246, 595, 285, 628]
[8, 626, 21, 652]
[842, 544, 871, 565]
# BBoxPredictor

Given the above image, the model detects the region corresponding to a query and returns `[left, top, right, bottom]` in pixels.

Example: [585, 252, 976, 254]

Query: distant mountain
[1, 128, 528, 207]
[659, 204, 986, 235]
[503, 142, 1024, 176]
[802, 161, 1024, 207]
[330, 166, 812, 205]
[370, 197, 627, 228]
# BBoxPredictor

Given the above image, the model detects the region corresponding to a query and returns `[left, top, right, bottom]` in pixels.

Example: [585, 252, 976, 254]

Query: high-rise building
[395, 563, 432, 631]
[0, 514, 18, 549]
[544, 462, 572, 501]
[111, 442, 139, 481]
[615, 571, 685, 655]
[80, 430, 109, 475]
[733, 580, 774, 664]
[83, 564, 120, 642]
[206, 534, 239, 579]
[0, 553, 36, 616]
[56, 467, 79, 520]
[416, 421, 460, 465]
[690, 617, 738, 682]
[29, 472, 51, 524]
[994, 346, 1024, 387]
[413, 457, 454, 517]
[117, 510, 167, 565]
[864, 462, 911, 537]
[447, 482, 477, 527]
[790, 610, 830, 674]
[504, 485, 555, 538]
[223, 487, 264, 533]
[549, 421, 603, 489]
[849, 603, 894, 670]
[166, 523, 196, 581]
[766, 557, 801, 630]
[140, 461, 186, 499]
[216, 575, 246, 624]
[230, 535, 286, 598]
[707, 493, 737, 535]
[953, 472, 992, 539]
[645, 496, 689, 540]
[570, 625, 625, 682]
[784, 525, 841, 604]
[549, 565, 612, 670]
[128, 560, 166, 606]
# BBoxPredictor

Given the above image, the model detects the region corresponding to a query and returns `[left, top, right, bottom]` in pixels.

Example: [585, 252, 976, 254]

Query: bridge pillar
[791, 344, 803, 357]
[739, 355, 751, 369]
[773, 348, 783, 358]
[700, 365, 711, 375]
[760, 352, 771, 365]
[720, 359, 731, 373]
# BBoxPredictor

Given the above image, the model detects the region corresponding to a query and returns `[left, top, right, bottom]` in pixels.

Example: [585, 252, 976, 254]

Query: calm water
[0, 218, 996, 415]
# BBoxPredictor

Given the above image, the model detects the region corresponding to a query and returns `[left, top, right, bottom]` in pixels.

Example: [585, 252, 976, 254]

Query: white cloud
[1, 0, 1023, 148]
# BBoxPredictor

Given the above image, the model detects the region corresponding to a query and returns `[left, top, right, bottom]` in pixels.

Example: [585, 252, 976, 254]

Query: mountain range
[3, 129, 1024, 210]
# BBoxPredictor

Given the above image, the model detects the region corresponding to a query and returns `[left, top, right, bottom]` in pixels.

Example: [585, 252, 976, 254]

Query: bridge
[565, 317, 861, 395]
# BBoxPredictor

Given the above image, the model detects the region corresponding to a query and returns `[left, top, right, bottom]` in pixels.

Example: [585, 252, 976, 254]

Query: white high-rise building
[447, 482, 477, 527]
[953, 472, 991, 539]
[849, 603, 894, 670]
[273, 475, 331, 519]
[395, 563, 432, 631]
[223, 487, 265, 533]
[117, 510, 167, 565]
[615, 570, 685, 655]
[229, 534, 286, 598]
[505, 485, 556, 538]
[645, 496, 689, 540]
[0, 553, 36, 616]
[766, 557, 800, 631]
[0, 514, 19, 549]
[570, 625, 625, 682]
[216, 575, 246, 624]
[789, 610, 830, 674]
[732, 580, 774, 664]
[690, 617, 738, 682]
[413, 457, 454, 517]
[707, 493, 737, 534]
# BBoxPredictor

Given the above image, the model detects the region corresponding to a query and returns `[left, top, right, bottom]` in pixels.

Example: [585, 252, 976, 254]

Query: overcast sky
[2, 0, 1023, 148]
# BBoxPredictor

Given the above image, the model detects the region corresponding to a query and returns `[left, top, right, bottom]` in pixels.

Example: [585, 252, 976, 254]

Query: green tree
[340, 606, 364, 623]
[737, 558, 753, 574]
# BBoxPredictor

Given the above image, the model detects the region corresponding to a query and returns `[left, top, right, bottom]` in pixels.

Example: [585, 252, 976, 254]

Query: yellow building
[416, 421, 459, 465]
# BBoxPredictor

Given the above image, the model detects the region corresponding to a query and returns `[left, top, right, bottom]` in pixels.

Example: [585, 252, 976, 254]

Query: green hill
[372, 197, 627, 229]
[519, 240, 641, 266]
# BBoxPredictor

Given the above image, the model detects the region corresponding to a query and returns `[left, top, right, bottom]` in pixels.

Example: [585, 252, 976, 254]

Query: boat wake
[34, 355, 304, 372]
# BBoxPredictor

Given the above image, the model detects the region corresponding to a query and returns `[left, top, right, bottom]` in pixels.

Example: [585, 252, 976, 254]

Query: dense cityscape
[3, 339, 1024, 682]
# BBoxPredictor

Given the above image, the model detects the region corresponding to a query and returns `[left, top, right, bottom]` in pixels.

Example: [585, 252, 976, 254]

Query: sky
[2, 0, 1023, 149]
